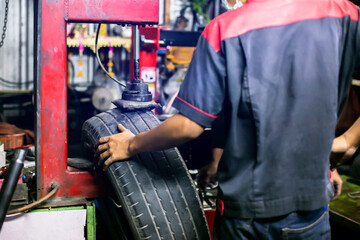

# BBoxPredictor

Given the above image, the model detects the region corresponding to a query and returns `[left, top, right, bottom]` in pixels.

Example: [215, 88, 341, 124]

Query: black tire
[81, 108, 211, 240]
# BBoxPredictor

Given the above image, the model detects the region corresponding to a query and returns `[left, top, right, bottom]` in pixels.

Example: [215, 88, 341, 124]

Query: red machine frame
[35, 0, 159, 199]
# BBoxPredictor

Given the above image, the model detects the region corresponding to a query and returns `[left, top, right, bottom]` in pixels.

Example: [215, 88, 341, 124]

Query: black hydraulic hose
[95, 24, 126, 87]
[0, 148, 27, 230]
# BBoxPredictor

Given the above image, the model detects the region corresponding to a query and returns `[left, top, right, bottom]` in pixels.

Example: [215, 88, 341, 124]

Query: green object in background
[30, 206, 85, 212]
[329, 175, 360, 233]
[87, 201, 96, 240]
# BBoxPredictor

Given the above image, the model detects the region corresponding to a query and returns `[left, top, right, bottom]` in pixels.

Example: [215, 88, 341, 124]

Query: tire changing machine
[1, 0, 213, 239]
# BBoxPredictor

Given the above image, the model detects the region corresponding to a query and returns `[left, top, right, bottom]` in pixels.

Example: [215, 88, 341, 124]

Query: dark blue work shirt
[173, 0, 360, 218]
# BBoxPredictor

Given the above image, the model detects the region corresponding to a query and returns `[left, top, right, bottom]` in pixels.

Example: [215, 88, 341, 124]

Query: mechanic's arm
[198, 148, 223, 190]
[334, 117, 360, 151]
[95, 113, 204, 170]
[331, 117, 360, 167]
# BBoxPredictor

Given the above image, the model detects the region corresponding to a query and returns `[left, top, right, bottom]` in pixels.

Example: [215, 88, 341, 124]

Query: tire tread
[81, 109, 210, 240]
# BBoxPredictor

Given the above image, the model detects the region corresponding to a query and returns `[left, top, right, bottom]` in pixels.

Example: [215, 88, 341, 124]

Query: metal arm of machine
[133, 25, 141, 81]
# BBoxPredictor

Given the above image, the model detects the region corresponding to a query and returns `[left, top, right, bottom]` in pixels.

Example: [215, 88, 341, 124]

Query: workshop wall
[0, 0, 170, 91]
[0, 0, 34, 91]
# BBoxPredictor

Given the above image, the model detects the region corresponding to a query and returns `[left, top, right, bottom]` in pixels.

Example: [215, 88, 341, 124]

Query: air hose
[0, 148, 60, 232]
[0, 148, 27, 230]
[6, 181, 59, 215]
[95, 24, 126, 87]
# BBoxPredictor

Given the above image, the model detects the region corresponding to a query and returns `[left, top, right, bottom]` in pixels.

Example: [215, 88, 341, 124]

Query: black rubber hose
[0, 148, 27, 230]
[95, 24, 126, 87]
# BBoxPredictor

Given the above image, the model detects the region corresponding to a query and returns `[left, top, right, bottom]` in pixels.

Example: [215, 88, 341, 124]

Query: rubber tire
[81, 108, 211, 240]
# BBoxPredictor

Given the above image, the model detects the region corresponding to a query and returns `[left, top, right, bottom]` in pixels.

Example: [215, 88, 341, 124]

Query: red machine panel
[37, 0, 159, 199]
[67, 0, 159, 23]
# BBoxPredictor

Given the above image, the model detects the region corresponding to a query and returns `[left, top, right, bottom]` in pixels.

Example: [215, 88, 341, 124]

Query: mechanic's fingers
[103, 163, 109, 171]
[333, 181, 343, 200]
[103, 157, 114, 171]
[210, 177, 218, 186]
[94, 143, 109, 158]
[337, 181, 343, 197]
[333, 186, 340, 200]
[198, 176, 210, 190]
[118, 124, 127, 132]
[96, 136, 110, 148]
[98, 150, 111, 166]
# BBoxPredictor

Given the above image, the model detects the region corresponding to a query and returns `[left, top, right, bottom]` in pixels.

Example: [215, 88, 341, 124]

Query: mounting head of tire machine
[115, 25, 159, 110]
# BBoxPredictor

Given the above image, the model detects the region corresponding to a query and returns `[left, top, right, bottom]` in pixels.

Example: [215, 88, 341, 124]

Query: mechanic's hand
[330, 169, 343, 200]
[330, 135, 356, 169]
[95, 124, 135, 171]
[197, 162, 218, 190]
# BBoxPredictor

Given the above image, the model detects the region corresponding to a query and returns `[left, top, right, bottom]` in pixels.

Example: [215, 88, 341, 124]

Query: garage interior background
[0, 0, 360, 239]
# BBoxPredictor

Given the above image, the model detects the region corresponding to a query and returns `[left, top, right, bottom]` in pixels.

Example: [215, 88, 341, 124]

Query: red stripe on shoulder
[201, 20, 222, 53]
[176, 96, 219, 119]
[202, 0, 358, 52]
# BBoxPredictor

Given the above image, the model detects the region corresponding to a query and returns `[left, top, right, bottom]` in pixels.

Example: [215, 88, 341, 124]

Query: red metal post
[37, 0, 159, 199]
[205, 209, 216, 240]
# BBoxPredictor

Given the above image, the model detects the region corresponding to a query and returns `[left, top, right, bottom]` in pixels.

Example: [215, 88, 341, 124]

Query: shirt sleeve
[339, 6, 360, 116]
[173, 30, 226, 128]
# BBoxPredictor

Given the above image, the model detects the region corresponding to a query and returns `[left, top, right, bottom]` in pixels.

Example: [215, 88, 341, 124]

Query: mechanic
[197, 113, 345, 200]
[96, 0, 360, 238]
